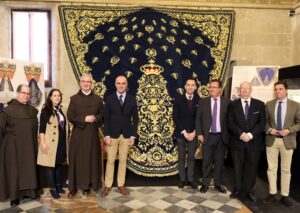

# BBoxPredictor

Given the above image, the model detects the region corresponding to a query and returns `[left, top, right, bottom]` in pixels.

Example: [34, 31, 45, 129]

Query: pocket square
[253, 111, 260, 114]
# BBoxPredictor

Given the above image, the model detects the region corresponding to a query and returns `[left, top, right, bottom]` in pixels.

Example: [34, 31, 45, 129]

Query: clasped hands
[239, 132, 252, 143]
[85, 115, 96, 123]
[268, 128, 290, 137]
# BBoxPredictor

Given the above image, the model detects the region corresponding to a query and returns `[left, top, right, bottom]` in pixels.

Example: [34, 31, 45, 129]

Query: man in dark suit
[196, 79, 230, 193]
[102, 75, 138, 197]
[227, 81, 266, 202]
[263, 81, 300, 207]
[173, 78, 199, 189]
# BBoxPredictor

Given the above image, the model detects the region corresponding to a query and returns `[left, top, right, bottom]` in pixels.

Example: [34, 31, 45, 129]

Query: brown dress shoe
[101, 187, 111, 197]
[118, 186, 129, 195]
[68, 190, 77, 198]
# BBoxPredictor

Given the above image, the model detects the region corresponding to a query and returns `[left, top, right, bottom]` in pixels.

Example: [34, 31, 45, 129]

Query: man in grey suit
[263, 81, 300, 207]
[196, 79, 230, 193]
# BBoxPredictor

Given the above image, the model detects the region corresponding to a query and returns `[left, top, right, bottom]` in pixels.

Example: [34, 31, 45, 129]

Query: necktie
[211, 98, 217, 133]
[119, 95, 124, 106]
[277, 101, 282, 130]
[187, 95, 193, 112]
[244, 101, 249, 120]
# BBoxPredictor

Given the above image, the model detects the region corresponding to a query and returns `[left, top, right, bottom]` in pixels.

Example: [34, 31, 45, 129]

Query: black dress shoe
[262, 194, 276, 203]
[215, 185, 227, 193]
[247, 192, 256, 202]
[281, 196, 293, 207]
[50, 189, 61, 199]
[178, 181, 185, 189]
[82, 189, 91, 196]
[56, 185, 66, 194]
[230, 191, 241, 199]
[68, 190, 77, 197]
[188, 182, 198, 190]
[10, 199, 19, 207]
[200, 185, 209, 193]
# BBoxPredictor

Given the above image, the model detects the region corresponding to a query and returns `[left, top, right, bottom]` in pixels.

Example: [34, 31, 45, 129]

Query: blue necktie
[276, 101, 282, 130]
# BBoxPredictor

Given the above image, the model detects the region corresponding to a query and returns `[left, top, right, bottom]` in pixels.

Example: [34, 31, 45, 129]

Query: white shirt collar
[185, 93, 193, 99]
[81, 90, 92, 96]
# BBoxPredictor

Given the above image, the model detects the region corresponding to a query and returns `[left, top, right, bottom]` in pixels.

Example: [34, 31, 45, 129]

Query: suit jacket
[265, 99, 300, 149]
[195, 96, 230, 144]
[104, 92, 138, 138]
[227, 98, 266, 151]
[173, 93, 199, 138]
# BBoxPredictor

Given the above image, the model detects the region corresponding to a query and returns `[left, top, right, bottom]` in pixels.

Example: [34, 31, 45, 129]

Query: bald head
[239, 81, 252, 99]
[115, 75, 128, 94]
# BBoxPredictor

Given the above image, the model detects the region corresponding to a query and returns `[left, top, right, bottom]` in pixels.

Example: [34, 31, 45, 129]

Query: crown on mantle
[140, 48, 164, 75]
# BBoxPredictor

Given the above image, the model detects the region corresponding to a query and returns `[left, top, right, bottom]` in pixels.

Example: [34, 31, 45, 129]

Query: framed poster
[230, 66, 279, 102]
[0, 57, 45, 112]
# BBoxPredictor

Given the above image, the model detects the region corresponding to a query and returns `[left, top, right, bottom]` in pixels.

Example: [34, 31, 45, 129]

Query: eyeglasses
[19, 91, 31, 96]
[80, 80, 92, 83]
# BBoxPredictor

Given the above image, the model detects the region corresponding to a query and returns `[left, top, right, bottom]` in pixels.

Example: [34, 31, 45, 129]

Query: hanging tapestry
[59, 6, 235, 177]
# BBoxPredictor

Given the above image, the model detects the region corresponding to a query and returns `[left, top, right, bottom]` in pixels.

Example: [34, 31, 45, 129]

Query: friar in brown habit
[0, 84, 39, 206]
[67, 73, 103, 197]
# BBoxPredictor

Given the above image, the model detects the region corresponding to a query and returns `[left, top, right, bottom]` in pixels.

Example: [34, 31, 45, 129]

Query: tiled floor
[0, 186, 251, 213]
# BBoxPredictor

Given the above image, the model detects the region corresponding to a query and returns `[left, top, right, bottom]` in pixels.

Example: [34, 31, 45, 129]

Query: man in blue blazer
[173, 78, 199, 189]
[227, 81, 266, 202]
[102, 75, 138, 197]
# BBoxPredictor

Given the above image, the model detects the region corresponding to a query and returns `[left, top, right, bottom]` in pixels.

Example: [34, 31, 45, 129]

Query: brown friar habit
[67, 90, 103, 191]
[0, 99, 38, 201]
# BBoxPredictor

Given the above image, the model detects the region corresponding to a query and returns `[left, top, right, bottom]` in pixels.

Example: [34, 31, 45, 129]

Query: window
[11, 10, 52, 87]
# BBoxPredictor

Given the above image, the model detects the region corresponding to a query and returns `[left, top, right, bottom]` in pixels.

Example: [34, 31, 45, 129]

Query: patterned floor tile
[0, 186, 250, 213]
[175, 199, 198, 209]
[18, 201, 42, 211]
[150, 199, 172, 210]
[160, 187, 179, 195]
[162, 195, 182, 204]
[200, 199, 224, 209]
[185, 194, 206, 203]
[217, 204, 240, 213]
[137, 205, 160, 213]
[190, 204, 214, 213]
[123, 199, 147, 209]
[164, 204, 188, 213]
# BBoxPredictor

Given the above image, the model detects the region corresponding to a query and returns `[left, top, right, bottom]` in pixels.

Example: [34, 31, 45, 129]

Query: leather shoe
[247, 192, 256, 202]
[178, 181, 185, 189]
[215, 185, 227, 193]
[200, 185, 209, 193]
[68, 190, 77, 197]
[10, 199, 19, 207]
[188, 182, 198, 190]
[50, 189, 61, 199]
[118, 186, 129, 195]
[230, 191, 241, 199]
[101, 187, 111, 197]
[263, 194, 276, 203]
[82, 189, 90, 196]
[281, 196, 293, 207]
[56, 185, 66, 194]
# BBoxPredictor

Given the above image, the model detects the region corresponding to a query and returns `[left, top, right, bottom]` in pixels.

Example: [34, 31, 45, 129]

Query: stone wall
[0, 0, 299, 104]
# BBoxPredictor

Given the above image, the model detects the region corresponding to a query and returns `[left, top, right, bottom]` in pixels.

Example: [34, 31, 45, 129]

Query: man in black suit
[173, 78, 199, 189]
[102, 75, 138, 197]
[227, 81, 266, 202]
[196, 79, 230, 193]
